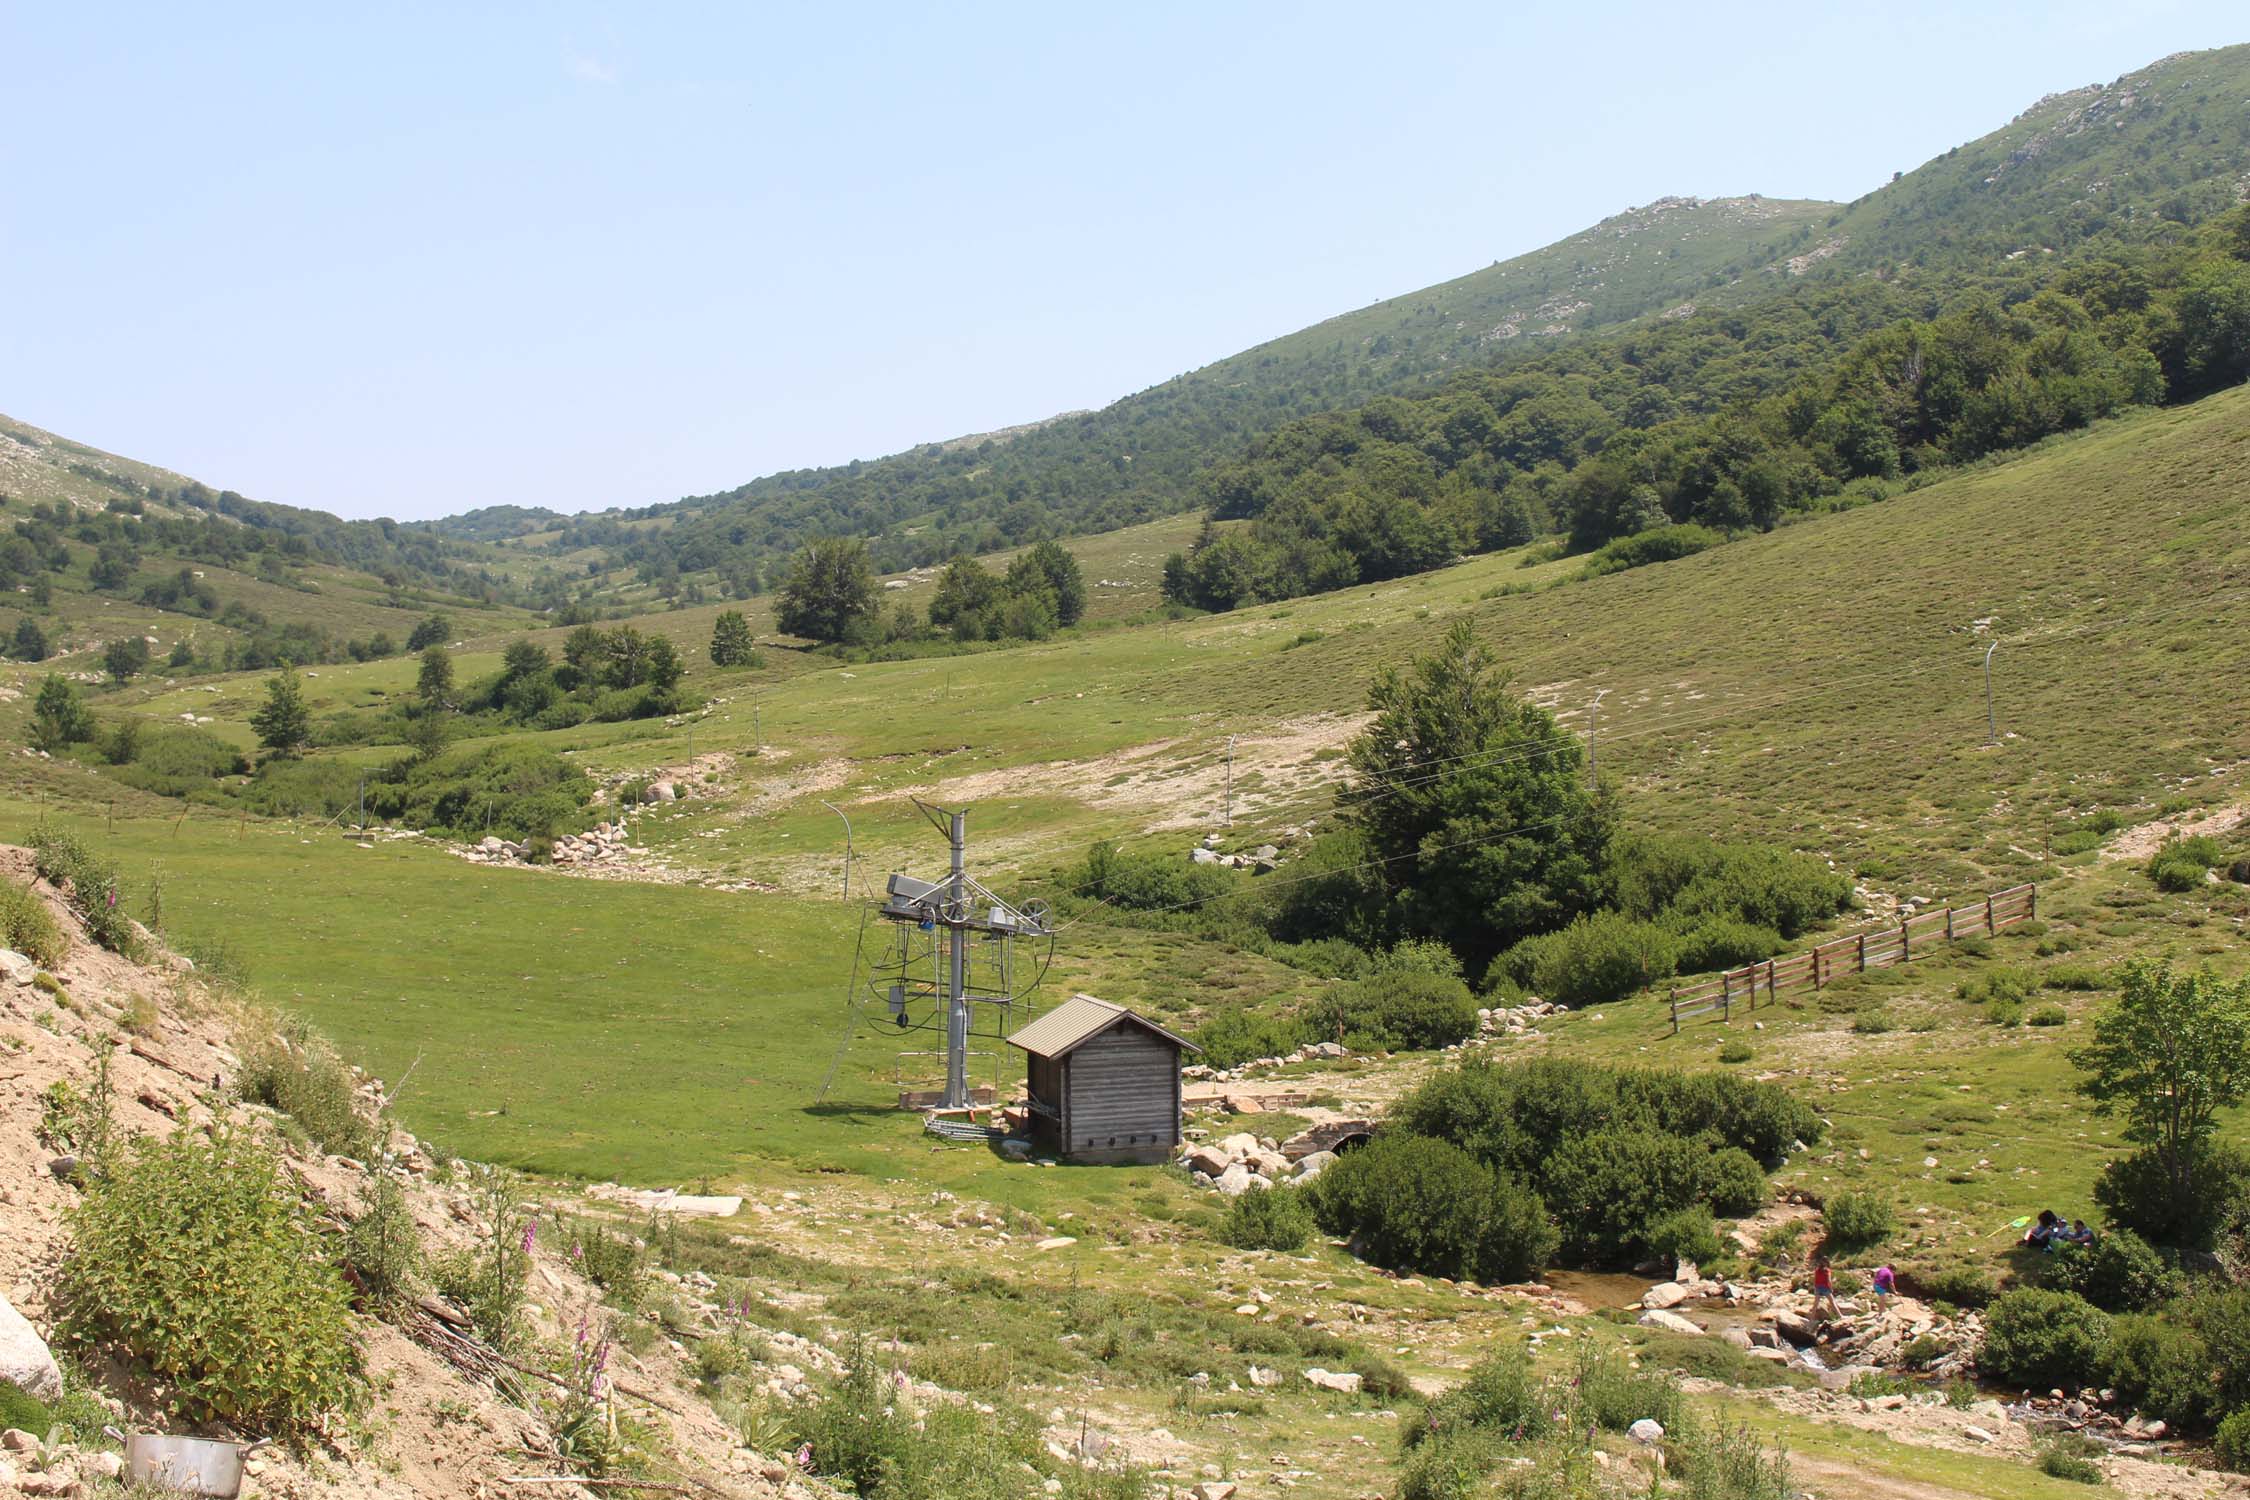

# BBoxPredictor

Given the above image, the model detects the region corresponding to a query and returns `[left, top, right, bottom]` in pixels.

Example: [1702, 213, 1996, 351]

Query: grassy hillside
[490, 44, 2250, 607]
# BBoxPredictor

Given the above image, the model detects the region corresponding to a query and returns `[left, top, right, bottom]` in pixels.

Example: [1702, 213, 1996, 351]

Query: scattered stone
[0, 950, 34, 986]
[1303, 1368, 1363, 1394]
[1628, 1419, 1664, 1445]
[0, 1297, 59, 1403]
[1638, 1309, 1703, 1336]
[1196, 1484, 1238, 1500]
[1641, 1282, 1690, 1310]
[1964, 1426, 1996, 1444]
[1035, 1237, 1077, 1252]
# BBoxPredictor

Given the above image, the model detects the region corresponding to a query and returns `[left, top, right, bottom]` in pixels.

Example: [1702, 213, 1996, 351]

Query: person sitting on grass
[2062, 1219, 2095, 1247]
[2021, 1209, 2061, 1248]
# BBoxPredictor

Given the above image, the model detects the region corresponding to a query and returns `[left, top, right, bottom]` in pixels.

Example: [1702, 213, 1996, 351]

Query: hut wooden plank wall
[1007, 995, 1196, 1165]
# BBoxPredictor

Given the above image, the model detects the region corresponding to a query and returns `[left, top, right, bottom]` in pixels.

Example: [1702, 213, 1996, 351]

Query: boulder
[1196, 1484, 1238, 1500]
[1641, 1282, 1690, 1310]
[1772, 1311, 1823, 1346]
[1638, 1309, 1703, 1336]
[1216, 1133, 1261, 1161]
[0, 950, 35, 986]
[1249, 1151, 1291, 1179]
[1628, 1419, 1664, 1445]
[1293, 1150, 1338, 1182]
[1183, 1145, 1231, 1177]
[1748, 1327, 1786, 1350]
[1191, 847, 1220, 865]
[1964, 1426, 1996, 1444]
[1720, 1328, 1755, 1350]
[1304, 1368, 1363, 1394]
[648, 782, 677, 803]
[1214, 1163, 1255, 1196]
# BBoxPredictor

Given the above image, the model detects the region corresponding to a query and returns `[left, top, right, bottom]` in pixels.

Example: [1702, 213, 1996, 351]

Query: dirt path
[2103, 796, 2249, 861]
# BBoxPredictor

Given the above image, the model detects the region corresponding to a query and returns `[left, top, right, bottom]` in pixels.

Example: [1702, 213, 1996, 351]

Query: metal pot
[121, 1433, 269, 1498]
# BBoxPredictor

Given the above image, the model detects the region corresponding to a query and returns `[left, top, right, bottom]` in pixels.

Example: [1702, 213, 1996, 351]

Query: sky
[3, 3, 2243, 523]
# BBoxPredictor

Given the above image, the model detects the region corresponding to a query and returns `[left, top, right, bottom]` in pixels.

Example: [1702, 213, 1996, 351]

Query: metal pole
[1588, 689, 1608, 778]
[1225, 736, 1236, 828]
[945, 809, 970, 1110]
[820, 800, 853, 902]
[1983, 642, 1999, 745]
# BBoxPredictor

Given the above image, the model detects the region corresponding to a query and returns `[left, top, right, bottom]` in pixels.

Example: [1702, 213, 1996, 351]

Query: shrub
[1670, 915, 1786, 974]
[1852, 1003, 1894, 1034]
[2041, 1229, 2180, 1313]
[1075, 840, 1237, 915]
[2028, 1003, 2068, 1027]
[1568, 1343, 1684, 1433]
[1717, 1039, 1753, 1064]
[0, 879, 66, 968]
[28, 829, 136, 954]
[2152, 856, 2208, 892]
[1511, 912, 1675, 1005]
[1579, 523, 1726, 577]
[1989, 998, 2025, 1027]
[365, 741, 597, 842]
[1409, 1345, 1546, 1449]
[2217, 1410, 2250, 1474]
[1958, 968, 2035, 1005]
[2096, 1143, 2250, 1248]
[1397, 1430, 1505, 1500]
[2043, 963, 2108, 992]
[1645, 1205, 1724, 1267]
[2102, 1315, 2216, 1432]
[1541, 1127, 1711, 1264]
[2035, 1445, 2103, 1484]
[2190, 1287, 2250, 1416]
[341, 1172, 422, 1306]
[1219, 1186, 1315, 1252]
[1916, 1265, 1996, 1309]
[1822, 1190, 1895, 1250]
[1665, 1421, 1796, 1500]
[1981, 1289, 2111, 1389]
[1307, 1134, 1555, 1284]
[1193, 1008, 1313, 1069]
[1315, 971, 1477, 1052]
[237, 1024, 376, 1159]
[573, 1221, 648, 1310]
[1701, 1147, 1770, 1216]
[55, 1128, 361, 1432]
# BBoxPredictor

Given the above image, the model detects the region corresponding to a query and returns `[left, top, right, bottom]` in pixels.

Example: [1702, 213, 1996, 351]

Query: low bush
[365, 741, 598, 842]
[1645, 1205, 1724, 1267]
[28, 829, 136, 954]
[2040, 1229, 2180, 1313]
[1701, 1147, 1770, 1216]
[2152, 855, 2209, 892]
[2096, 1143, 2250, 1249]
[2028, 1003, 2068, 1027]
[341, 1172, 421, 1306]
[1541, 1127, 1712, 1264]
[237, 1024, 376, 1159]
[2035, 1444, 2104, 1484]
[1852, 1003, 1894, 1034]
[1717, 1039, 1753, 1064]
[1306, 1134, 1555, 1283]
[1915, 1264, 1996, 1309]
[1822, 1190, 1895, 1250]
[2190, 1286, 2250, 1416]
[1665, 1420, 1796, 1500]
[1989, 997, 2025, 1027]
[1982, 1289, 2111, 1389]
[1509, 911, 1675, 1005]
[1313, 971, 1477, 1052]
[1568, 1343, 1684, 1433]
[1408, 1345, 1546, 1450]
[1579, 523, 1726, 577]
[1397, 1430, 1505, 1500]
[2217, 1409, 2250, 1474]
[1219, 1186, 1315, 1252]
[1958, 967, 2035, 1005]
[2103, 1315, 2216, 1432]
[55, 1128, 361, 1432]
[2043, 963, 2108, 991]
[1074, 840, 1238, 915]
[573, 1221, 648, 1310]
[1669, 915, 1786, 974]
[0, 879, 67, 968]
[1192, 1008, 1312, 1069]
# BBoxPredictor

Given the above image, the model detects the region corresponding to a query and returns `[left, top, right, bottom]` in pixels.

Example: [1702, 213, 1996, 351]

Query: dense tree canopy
[775, 537, 877, 642]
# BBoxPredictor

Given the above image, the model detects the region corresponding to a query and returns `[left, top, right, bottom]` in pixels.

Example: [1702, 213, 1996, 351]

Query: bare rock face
[0, 1293, 60, 1401]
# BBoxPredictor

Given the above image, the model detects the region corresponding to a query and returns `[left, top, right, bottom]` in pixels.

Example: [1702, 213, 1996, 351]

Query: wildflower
[794, 1442, 814, 1470]
[571, 1241, 585, 1262]
[521, 1218, 538, 1255]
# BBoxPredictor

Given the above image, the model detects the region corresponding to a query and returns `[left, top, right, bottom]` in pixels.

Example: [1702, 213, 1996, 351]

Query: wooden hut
[1007, 995, 1196, 1164]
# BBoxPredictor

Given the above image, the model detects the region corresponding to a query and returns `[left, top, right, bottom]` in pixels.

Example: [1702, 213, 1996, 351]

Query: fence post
[2028, 886, 2037, 921]
[1813, 947, 1824, 990]
[1720, 971, 1731, 1021]
[1985, 895, 1995, 935]
[1768, 959, 1778, 1006]
[1669, 990, 1680, 1036]
[1900, 916, 1911, 965]
[1857, 933, 1867, 974]
[1945, 906, 1955, 942]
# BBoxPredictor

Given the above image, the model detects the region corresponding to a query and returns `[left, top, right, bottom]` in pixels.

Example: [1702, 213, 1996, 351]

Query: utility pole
[944, 808, 970, 1111]
[820, 800, 853, 902]
[1587, 689, 1608, 779]
[753, 697, 762, 753]
[1983, 641, 2000, 745]
[1224, 736, 1237, 828]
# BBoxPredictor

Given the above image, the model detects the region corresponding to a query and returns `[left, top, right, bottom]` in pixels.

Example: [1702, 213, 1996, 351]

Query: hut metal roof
[1005, 994, 1198, 1060]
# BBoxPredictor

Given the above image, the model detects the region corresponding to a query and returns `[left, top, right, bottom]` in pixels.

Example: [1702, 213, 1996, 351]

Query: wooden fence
[1667, 883, 2037, 1034]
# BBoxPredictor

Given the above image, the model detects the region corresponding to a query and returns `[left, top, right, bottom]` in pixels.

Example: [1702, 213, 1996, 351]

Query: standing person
[1871, 1263, 1896, 1314]
[1812, 1255, 1839, 1320]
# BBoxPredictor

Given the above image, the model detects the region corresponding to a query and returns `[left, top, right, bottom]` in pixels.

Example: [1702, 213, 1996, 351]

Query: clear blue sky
[4, 2, 2241, 522]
